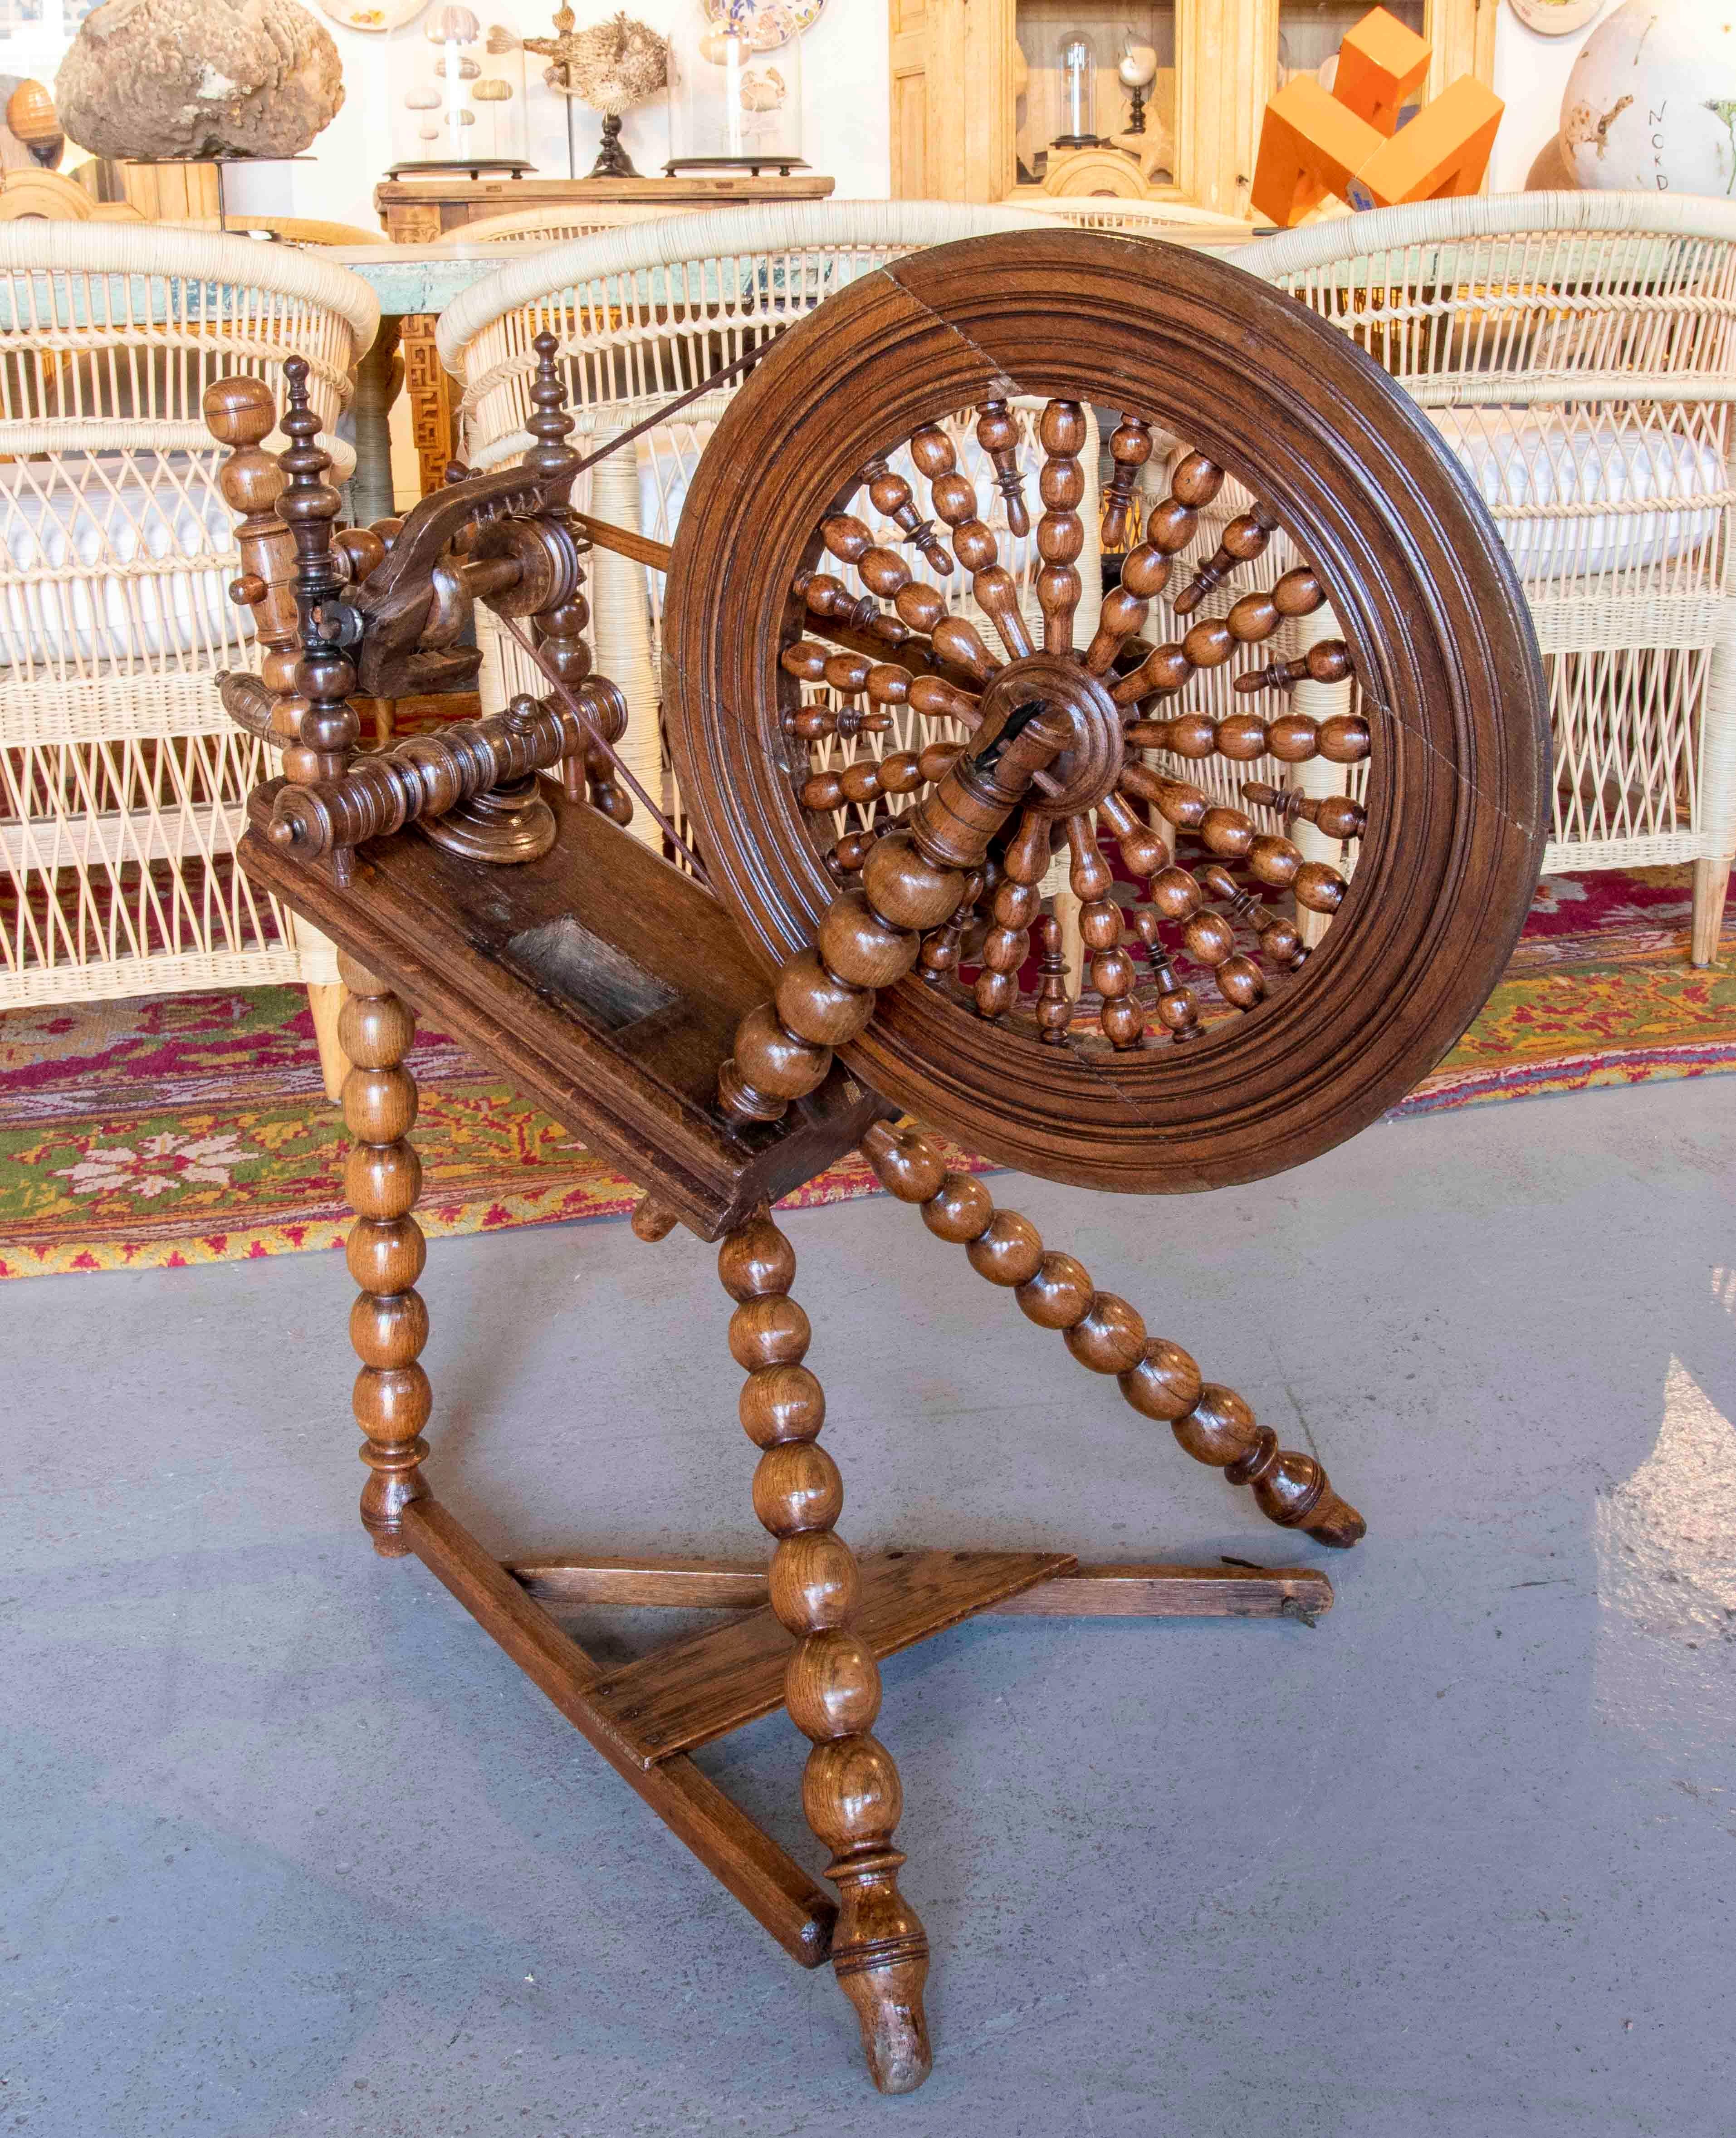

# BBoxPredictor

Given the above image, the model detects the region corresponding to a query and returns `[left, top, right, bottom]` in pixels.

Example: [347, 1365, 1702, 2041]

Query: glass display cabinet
[888, 0, 1494, 220]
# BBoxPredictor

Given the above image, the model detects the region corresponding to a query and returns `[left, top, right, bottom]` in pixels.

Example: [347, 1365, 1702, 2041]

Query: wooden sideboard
[372, 173, 836, 498]
[373, 171, 836, 241]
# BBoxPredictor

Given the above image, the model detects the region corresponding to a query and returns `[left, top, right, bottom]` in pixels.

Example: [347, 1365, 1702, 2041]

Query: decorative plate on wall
[703, 0, 826, 53]
[1507, 0, 1604, 34]
[314, 0, 430, 30]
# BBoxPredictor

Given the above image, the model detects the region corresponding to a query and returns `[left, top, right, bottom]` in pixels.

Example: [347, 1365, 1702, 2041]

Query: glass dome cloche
[391, 7, 529, 174]
[666, 0, 806, 173]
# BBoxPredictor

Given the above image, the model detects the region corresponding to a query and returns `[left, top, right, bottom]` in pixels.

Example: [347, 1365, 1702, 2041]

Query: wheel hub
[977, 651, 1123, 819]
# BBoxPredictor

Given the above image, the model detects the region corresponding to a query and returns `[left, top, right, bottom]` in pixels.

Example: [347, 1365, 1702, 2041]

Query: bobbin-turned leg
[860, 1123, 1365, 1549]
[338, 950, 431, 1556]
[718, 1208, 931, 2094]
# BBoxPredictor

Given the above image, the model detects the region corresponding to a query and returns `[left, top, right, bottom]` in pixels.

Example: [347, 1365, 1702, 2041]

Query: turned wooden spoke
[1069, 811, 1140, 1049]
[861, 1125, 1366, 1546]
[801, 602, 987, 697]
[975, 807, 1050, 1021]
[1241, 779, 1367, 842]
[1094, 788, 1170, 877]
[786, 702, 893, 745]
[1032, 912, 1072, 1043]
[1112, 778, 1350, 917]
[909, 421, 1029, 663]
[1100, 413, 1153, 554]
[1143, 448, 1224, 559]
[917, 867, 983, 987]
[1110, 616, 1233, 707]
[1082, 535, 1174, 676]
[974, 397, 1030, 538]
[719, 1213, 931, 2094]
[1235, 640, 1352, 697]
[863, 453, 953, 575]
[1195, 860, 1308, 976]
[1034, 399, 1087, 656]
[1172, 503, 1281, 616]
[799, 742, 922, 816]
[1127, 707, 1370, 768]
[1130, 910, 1203, 1043]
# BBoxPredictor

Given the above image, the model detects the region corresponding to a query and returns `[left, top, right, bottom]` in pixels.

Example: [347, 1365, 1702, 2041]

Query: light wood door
[889, 0, 1017, 202]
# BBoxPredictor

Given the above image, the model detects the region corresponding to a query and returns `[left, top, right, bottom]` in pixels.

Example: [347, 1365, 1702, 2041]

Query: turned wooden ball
[1172, 1383, 1261, 1468]
[1064, 1292, 1146, 1374]
[818, 891, 919, 990]
[344, 1140, 421, 1220]
[862, 832, 964, 932]
[1169, 450, 1223, 508]
[343, 1065, 418, 1145]
[728, 1296, 812, 1371]
[769, 1532, 859, 1634]
[965, 1210, 1044, 1287]
[740, 1363, 827, 1448]
[718, 1213, 798, 1301]
[752, 1441, 845, 1537]
[350, 1288, 429, 1372]
[802, 1734, 902, 1852]
[922, 1172, 994, 1243]
[1214, 713, 1268, 761]
[1148, 864, 1202, 921]
[775, 949, 874, 1048]
[1118, 1338, 1202, 1423]
[863, 1127, 948, 1203]
[346, 1214, 425, 1296]
[1294, 861, 1346, 915]
[202, 374, 276, 447]
[727, 1000, 825, 1103]
[1318, 713, 1371, 764]
[1015, 1251, 1094, 1329]
[784, 1627, 882, 1740]
[1266, 714, 1319, 763]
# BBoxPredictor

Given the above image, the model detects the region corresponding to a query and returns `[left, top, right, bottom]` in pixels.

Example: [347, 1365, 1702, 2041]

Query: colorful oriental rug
[1, 865, 1731, 1281]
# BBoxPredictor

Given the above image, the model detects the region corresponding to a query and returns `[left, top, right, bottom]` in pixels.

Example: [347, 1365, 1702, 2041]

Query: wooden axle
[262, 680, 629, 868]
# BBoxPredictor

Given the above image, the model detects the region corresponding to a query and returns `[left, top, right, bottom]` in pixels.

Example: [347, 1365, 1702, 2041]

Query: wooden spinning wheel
[208, 231, 1547, 2100]
[663, 232, 1549, 1193]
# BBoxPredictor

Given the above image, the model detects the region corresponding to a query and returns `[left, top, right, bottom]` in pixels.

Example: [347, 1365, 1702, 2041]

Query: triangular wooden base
[401, 1494, 1333, 1978]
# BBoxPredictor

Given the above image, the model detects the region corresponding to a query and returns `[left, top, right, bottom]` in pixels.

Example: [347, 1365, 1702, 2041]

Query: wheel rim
[662, 231, 1549, 1193]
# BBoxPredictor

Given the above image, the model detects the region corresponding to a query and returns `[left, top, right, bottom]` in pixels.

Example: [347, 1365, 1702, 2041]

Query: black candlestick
[590, 111, 637, 178]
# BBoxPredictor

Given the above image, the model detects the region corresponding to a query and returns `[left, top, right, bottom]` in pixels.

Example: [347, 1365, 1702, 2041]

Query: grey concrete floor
[4, 1076, 1735, 2138]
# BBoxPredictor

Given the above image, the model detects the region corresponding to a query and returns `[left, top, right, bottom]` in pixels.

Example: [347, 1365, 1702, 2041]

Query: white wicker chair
[1234, 193, 1736, 964]
[0, 224, 379, 1088]
[434, 200, 1073, 860]
[1015, 195, 1253, 241]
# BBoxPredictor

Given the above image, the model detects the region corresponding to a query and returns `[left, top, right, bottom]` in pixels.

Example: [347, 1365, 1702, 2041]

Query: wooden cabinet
[888, 0, 1496, 220]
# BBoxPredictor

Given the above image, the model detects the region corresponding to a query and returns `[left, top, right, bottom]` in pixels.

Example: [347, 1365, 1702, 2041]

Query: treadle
[587, 1549, 1077, 1767]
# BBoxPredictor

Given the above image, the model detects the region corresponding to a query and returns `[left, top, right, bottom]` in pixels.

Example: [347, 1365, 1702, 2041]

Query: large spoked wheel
[662, 230, 1549, 1193]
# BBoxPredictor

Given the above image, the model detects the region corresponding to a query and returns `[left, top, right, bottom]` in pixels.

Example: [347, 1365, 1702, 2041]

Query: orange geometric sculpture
[1334, 6, 1431, 135]
[1251, 5, 1502, 229]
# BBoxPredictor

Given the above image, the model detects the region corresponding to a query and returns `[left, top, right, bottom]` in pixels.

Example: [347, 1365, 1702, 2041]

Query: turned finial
[274, 356, 359, 855]
[523, 330, 580, 486]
